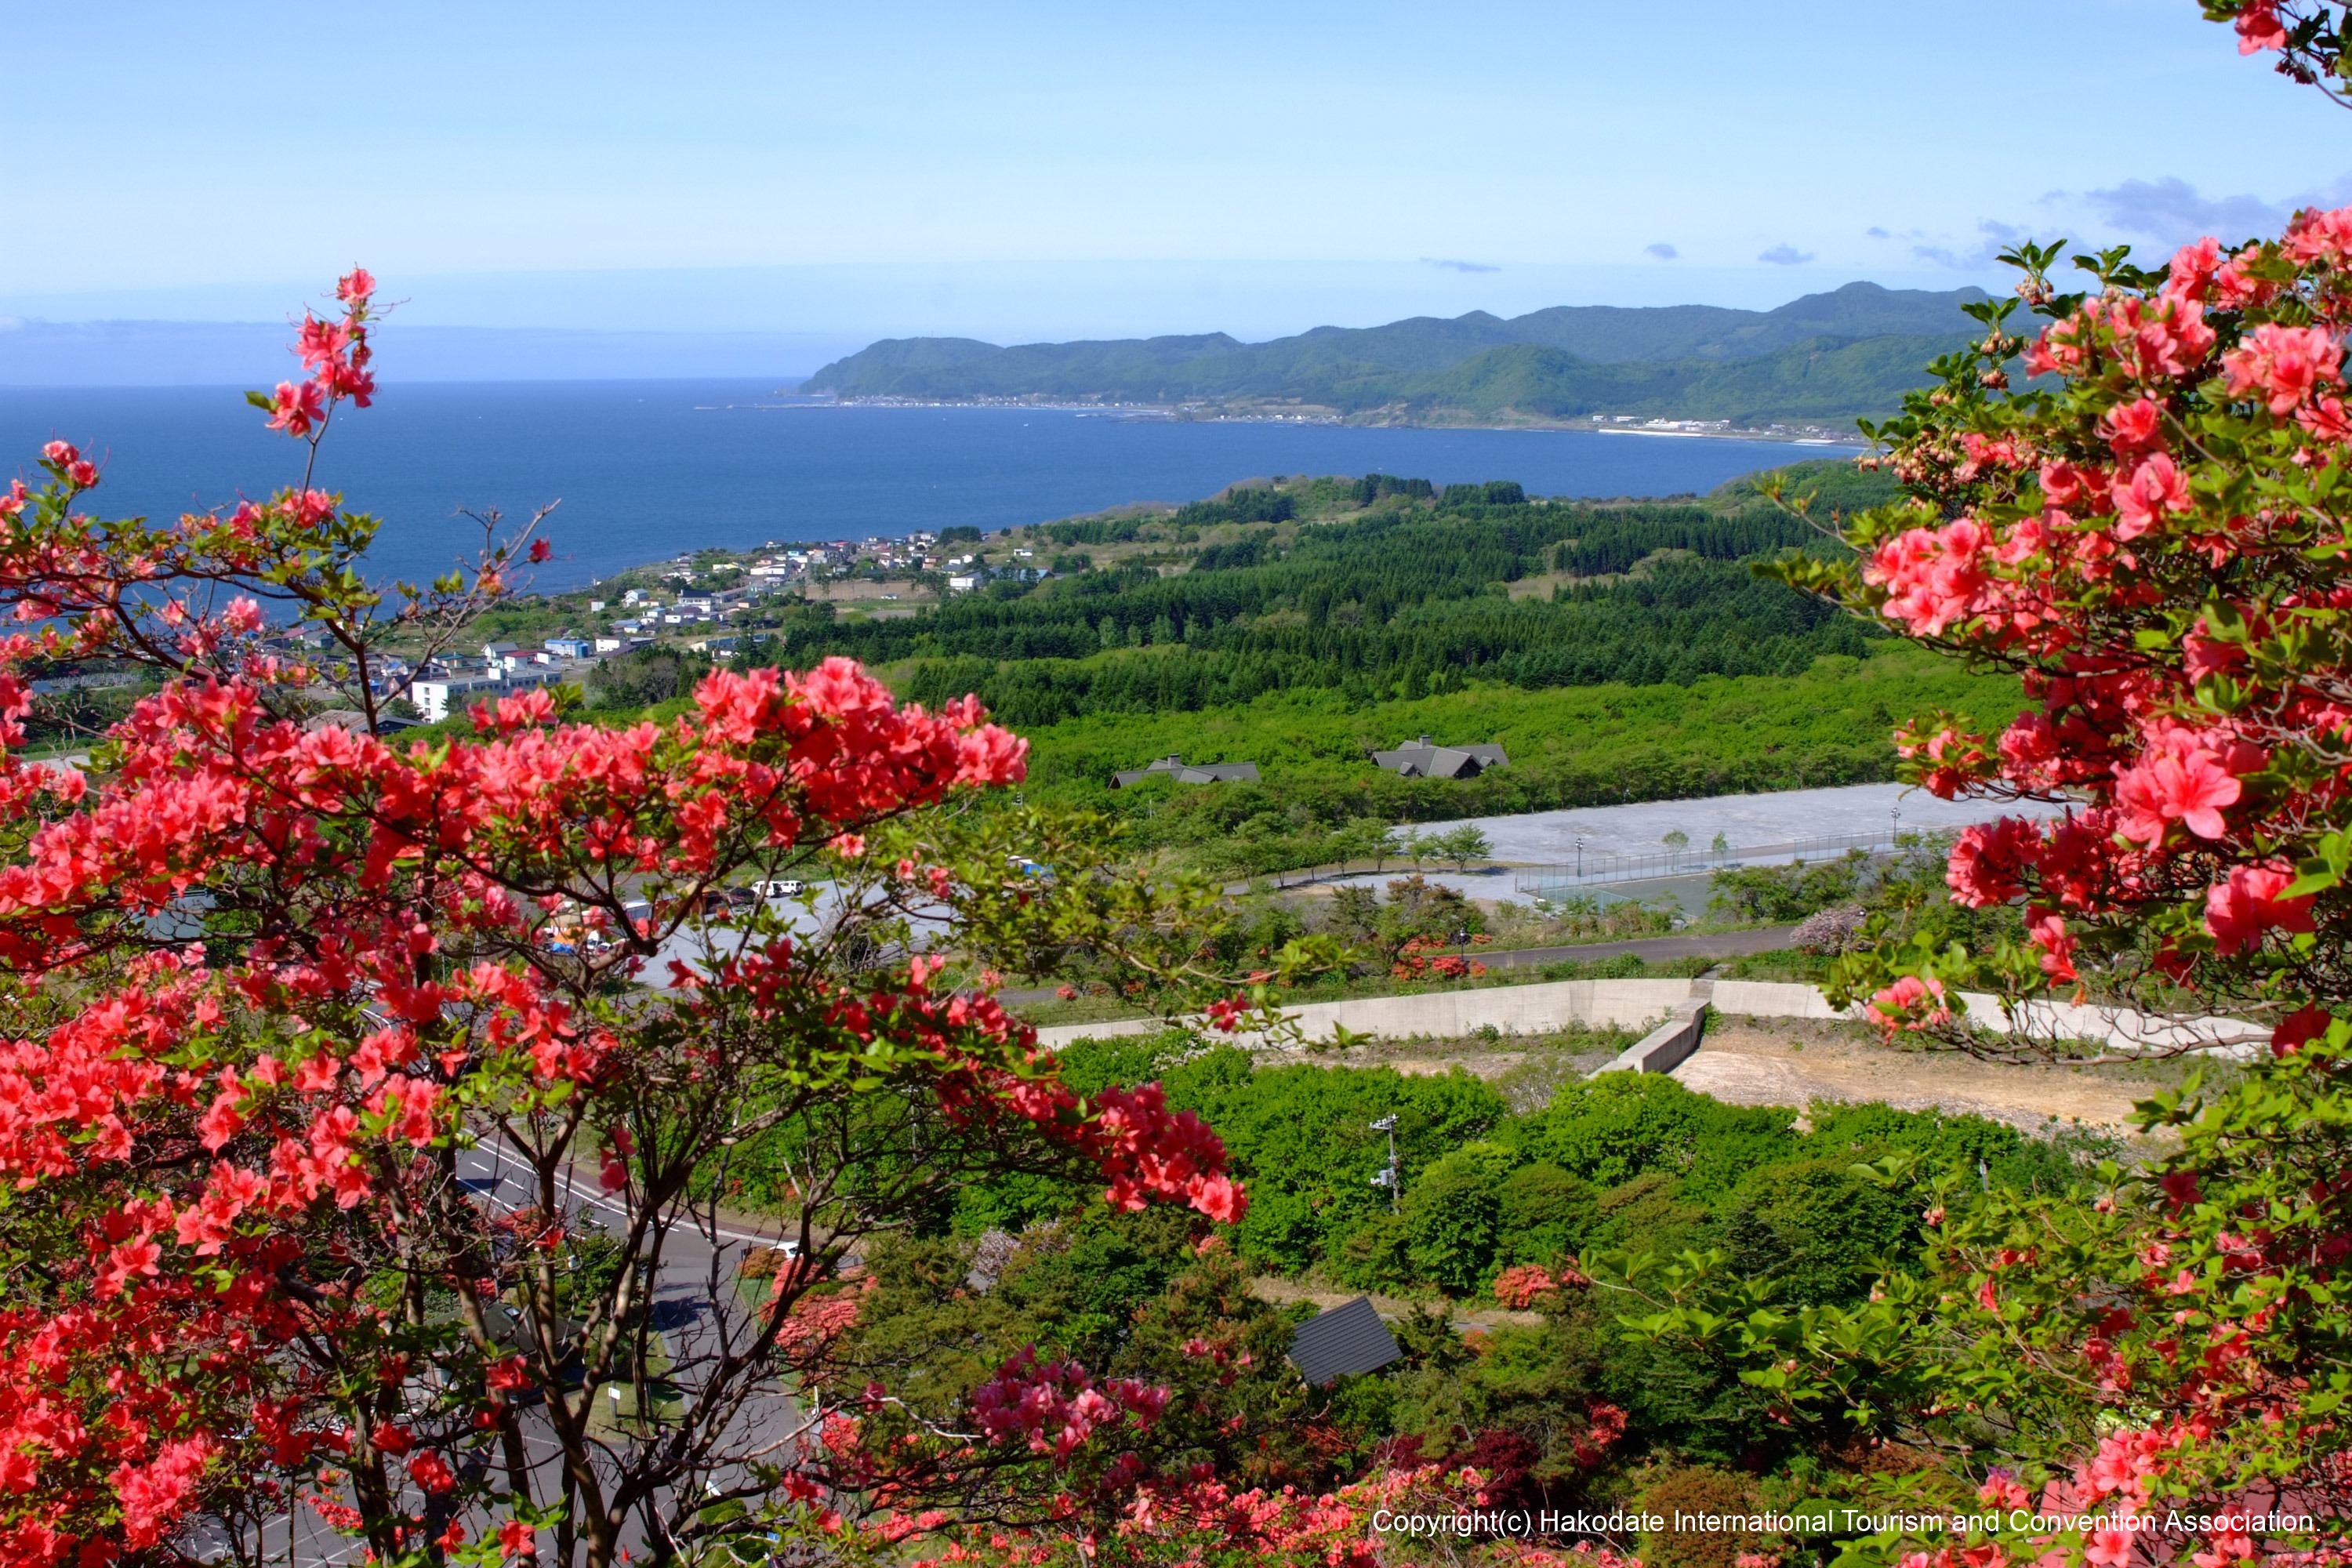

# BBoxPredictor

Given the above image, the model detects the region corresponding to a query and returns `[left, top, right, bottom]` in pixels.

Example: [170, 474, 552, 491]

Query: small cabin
[1109, 753, 1261, 789]
[1371, 735, 1509, 780]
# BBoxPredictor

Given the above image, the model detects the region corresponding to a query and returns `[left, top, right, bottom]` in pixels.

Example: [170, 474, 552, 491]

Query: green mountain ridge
[1396, 333, 1974, 424]
[805, 281, 1988, 422]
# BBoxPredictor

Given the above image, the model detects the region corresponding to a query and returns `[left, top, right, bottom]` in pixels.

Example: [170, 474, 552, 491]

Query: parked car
[753, 878, 806, 898]
[688, 885, 758, 919]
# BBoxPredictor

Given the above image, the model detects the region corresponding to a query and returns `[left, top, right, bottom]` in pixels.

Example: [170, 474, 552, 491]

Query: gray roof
[1371, 735, 1508, 779]
[1288, 1296, 1402, 1385]
[1110, 754, 1261, 788]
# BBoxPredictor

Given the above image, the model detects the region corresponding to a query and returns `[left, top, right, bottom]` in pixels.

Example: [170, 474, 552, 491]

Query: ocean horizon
[0, 380, 1863, 594]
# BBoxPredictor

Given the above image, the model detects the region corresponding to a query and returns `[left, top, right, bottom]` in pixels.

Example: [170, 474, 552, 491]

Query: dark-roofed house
[1370, 735, 1508, 780]
[1109, 754, 1262, 789]
[1288, 1296, 1402, 1385]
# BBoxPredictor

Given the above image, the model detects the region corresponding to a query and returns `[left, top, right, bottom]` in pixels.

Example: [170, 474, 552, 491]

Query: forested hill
[580, 458, 2020, 863]
[750, 459, 1903, 732]
[803, 281, 1987, 423]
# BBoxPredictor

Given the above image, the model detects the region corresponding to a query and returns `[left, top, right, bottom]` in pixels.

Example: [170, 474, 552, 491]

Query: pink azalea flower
[2205, 863, 2317, 954]
[2235, 0, 2288, 53]
[2115, 746, 2242, 844]
[2111, 452, 2191, 539]
[2222, 321, 2343, 414]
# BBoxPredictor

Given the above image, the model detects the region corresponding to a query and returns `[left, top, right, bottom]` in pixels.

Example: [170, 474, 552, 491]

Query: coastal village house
[408, 664, 570, 723]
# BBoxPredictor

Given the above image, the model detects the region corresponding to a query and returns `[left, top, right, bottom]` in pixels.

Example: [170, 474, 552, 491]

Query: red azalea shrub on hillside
[0, 274, 1306, 1566]
[1592, 7, 2352, 1566]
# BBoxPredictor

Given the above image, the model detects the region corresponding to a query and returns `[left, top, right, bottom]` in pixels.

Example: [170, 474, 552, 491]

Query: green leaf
[2285, 831, 2352, 898]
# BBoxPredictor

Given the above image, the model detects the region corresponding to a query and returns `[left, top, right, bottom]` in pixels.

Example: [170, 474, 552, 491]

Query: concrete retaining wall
[1710, 980, 1857, 1021]
[1952, 992, 2267, 1055]
[1708, 979, 2264, 1055]
[1034, 977, 1699, 1051]
[1034, 975, 2269, 1059]
[1595, 1004, 1707, 1076]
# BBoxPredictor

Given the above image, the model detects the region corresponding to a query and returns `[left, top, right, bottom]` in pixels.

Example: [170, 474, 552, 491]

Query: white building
[408, 674, 506, 723]
[407, 665, 574, 723]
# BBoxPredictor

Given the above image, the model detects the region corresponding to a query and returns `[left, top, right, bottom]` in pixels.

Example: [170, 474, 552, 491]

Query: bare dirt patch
[804, 578, 931, 604]
[1677, 1014, 2220, 1133]
[1381, 1052, 1526, 1079]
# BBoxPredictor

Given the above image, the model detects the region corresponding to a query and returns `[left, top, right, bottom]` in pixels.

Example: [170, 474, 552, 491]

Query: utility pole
[1370, 1116, 1401, 1212]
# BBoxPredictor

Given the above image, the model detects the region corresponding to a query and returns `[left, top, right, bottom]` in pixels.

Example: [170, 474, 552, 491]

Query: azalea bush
[1588, 6, 2352, 1566]
[0, 276, 1348, 1566]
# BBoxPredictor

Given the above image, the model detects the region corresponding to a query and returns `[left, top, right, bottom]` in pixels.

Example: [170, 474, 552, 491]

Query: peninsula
[804, 280, 1991, 430]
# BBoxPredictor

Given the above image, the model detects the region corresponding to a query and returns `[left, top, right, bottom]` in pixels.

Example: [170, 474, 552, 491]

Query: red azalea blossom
[2237, 0, 2288, 50]
[0, 272, 1276, 1566]
[2203, 863, 2317, 954]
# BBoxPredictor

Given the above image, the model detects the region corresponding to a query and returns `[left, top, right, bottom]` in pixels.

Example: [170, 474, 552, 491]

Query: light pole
[1574, 832, 1586, 882]
[1370, 1115, 1401, 1213]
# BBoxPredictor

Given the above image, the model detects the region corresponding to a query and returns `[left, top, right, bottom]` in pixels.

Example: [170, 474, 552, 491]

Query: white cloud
[1643, 242, 1678, 260]
[1421, 257, 1500, 274]
[2081, 176, 2288, 246]
[1757, 243, 1814, 266]
[1908, 219, 2039, 270]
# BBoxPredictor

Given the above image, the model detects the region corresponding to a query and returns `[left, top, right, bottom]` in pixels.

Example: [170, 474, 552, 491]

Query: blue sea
[0, 381, 1861, 593]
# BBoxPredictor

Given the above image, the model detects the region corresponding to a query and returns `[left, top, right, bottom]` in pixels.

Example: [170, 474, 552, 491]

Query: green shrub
[1711, 1156, 1917, 1308]
[1639, 1468, 1778, 1568]
[1706, 850, 1869, 924]
[944, 1028, 2088, 1303]
[1403, 1144, 1516, 1294]
[1494, 1163, 1599, 1267]
[1335, 1211, 1414, 1293]
[1162, 1055, 1507, 1273]
[1584, 1171, 1710, 1258]
[1507, 1073, 1795, 1192]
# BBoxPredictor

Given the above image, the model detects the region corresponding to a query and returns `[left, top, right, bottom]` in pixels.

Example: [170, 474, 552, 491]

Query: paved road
[996, 924, 1799, 1005]
[450, 1138, 811, 1561]
[203, 1141, 808, 1566]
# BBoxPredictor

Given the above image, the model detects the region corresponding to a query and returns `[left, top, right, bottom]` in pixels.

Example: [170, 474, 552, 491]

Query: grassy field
[1010, 643, 2023, 873]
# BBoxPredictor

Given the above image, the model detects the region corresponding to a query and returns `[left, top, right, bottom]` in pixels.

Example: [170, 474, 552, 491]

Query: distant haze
[0, 321, 845, 389]
[2, 271, 1983, 388]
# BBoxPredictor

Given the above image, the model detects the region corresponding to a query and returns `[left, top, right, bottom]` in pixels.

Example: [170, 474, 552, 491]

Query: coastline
[810, 394, 1870, 445]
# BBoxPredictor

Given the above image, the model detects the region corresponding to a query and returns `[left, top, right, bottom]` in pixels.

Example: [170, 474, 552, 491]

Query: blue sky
[3, 0, 2347, 348]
